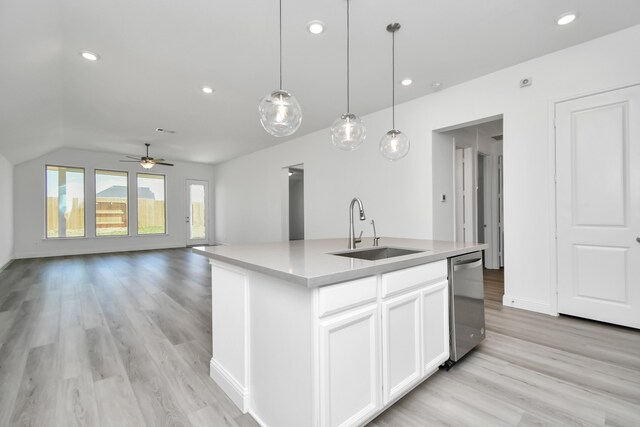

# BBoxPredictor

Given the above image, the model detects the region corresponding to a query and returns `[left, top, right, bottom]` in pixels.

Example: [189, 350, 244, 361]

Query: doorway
[288, 165, 304, 241]
[433, 117, 504, 269]
[186, 179, 208, 246]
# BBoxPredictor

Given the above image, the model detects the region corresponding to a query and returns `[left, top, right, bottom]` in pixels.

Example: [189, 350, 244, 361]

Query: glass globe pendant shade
[379, 129, 410, 161]
[330, 113, 366, 151]
[258, 90, 302, 137]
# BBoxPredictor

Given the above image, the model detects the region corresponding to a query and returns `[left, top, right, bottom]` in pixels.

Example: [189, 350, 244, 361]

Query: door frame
[185, 179, 209, 246]
[549, 81, 640, 317]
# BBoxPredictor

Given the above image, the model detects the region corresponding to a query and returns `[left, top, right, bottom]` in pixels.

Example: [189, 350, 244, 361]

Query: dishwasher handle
[453, 258, 483, 272]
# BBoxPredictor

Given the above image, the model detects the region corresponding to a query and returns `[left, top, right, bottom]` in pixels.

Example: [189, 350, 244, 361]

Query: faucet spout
[349, 197, 366, 249]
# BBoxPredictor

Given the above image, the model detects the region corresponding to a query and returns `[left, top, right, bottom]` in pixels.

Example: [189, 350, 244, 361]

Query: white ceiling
[2, 0, 640, 165]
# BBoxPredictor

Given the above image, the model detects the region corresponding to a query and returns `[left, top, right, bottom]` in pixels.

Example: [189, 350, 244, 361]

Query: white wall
[213, 24, 640, 316]
[13, 147, 215, 258]
[0, 153, 14, 269]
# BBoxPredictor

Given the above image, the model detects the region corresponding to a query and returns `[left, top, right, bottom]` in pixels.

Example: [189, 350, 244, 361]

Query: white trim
[15, 243, 184, 259]
[247, 409, 269, 427]
[210, 358, 250, 412]
[0, 258, 14, 273]
[502, 294, 555, 315]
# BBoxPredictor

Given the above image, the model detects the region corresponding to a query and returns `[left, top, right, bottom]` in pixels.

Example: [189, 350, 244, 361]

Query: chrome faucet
[371, 219, 380, 247]
[349, 197, 366, 249]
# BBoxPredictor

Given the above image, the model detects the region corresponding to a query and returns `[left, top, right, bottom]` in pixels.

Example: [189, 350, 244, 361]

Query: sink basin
[332, 246, 425, 261]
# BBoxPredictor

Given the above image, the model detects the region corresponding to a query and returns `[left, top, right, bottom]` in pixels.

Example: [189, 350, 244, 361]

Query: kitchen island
[193, 238, 486, 427]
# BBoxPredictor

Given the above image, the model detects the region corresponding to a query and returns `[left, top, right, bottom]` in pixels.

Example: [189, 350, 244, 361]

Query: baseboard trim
[210, 358, 250, 413]
[503, 294, 555, 315]
[0, 258, 14, 273]
[247, 409, 268, 427]
[15, 245, 186, 259]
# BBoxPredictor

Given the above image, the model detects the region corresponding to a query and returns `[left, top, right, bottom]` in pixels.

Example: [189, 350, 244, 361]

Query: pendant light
[379, 23, 410, 161]
[258, 0, 302, 137]
[330, 0, 366, 151]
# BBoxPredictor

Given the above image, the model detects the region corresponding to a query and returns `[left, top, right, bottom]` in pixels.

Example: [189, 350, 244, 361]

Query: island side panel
[210, 261, 250, 412]
[248, 270, 315, 427]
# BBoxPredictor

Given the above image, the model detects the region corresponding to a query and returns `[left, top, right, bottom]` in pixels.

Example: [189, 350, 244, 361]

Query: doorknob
[637, 237, 640, 243]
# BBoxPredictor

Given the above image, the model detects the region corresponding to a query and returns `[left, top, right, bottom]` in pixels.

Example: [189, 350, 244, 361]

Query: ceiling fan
[120, 143, 174, 169]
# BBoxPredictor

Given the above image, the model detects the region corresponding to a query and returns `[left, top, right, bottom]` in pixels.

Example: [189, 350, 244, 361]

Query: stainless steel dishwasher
[447, 251, 485, 367]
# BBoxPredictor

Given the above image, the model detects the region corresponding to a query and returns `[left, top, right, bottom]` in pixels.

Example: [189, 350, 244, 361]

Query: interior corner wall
[213, 24, 640, 316]
[0, 152, 14, 269]
[431, 132, 455, 241]
[13, 147, 216, 258]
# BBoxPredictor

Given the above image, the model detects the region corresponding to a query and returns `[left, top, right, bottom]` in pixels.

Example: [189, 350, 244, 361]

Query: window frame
[94, 169, 130, 238]
[136, 172, 167, 236]
[44, 164, 87, 239]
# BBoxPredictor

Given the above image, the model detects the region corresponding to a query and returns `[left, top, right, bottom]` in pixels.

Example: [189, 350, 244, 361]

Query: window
[46, 165, 85, 238]
[95, 170, 129, 236]
[137, 173, 166, 235]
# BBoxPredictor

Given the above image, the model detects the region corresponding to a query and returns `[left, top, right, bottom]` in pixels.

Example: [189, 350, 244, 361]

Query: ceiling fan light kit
[379, 22, 410, 161]
[258, 0, 302, 137]
[120, 143, 174, 169]
[330, 0, 366, 151]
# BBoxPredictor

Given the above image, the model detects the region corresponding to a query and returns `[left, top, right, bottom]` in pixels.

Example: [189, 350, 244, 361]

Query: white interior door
[556, 85, 640, 328]
[455, 147, 475, 242]
[186, 179, 208, 246]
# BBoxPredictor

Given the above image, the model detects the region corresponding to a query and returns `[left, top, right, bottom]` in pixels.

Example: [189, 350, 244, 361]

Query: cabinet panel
[318, 276, 377, 318]
[422, 280, 449, 375]
[319, 305, 379, 427]
[381, 260, 447, 298]
[381, 291, 422, 404]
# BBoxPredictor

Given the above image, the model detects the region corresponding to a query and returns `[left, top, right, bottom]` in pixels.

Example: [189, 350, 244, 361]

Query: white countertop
[193, 238, 488, 288]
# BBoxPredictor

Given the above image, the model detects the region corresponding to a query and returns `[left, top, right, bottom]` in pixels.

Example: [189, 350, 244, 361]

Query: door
[381, 290, 421, 405]
[455, 147, 475, 242]
[556, 85, 640, 328]
[319, 304, 380, 427]
[186, 180, 208, 246]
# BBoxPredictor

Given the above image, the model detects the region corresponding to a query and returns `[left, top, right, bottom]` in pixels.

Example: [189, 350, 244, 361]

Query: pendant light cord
[391, 29, 395, 130]
[346, 0, 350, 113]
[279, 0, 283, 90]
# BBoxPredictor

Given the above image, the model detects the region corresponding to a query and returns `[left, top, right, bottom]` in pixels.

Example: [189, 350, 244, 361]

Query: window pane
[189, 183, 206, 239]
[96, 170, 129, 236]
[46, 166, 85, 238]
[137, 173, 166, 235]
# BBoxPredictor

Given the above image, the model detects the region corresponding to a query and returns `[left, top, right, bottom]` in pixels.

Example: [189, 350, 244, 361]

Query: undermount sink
[332, 246, 425, 261]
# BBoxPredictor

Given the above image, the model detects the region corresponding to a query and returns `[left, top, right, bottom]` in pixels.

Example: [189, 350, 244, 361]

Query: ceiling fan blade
[154, 162, 174, 166]
[125, 155, 141, 160]
[119, 160, 141, 163]
[152, 158, 165, 162]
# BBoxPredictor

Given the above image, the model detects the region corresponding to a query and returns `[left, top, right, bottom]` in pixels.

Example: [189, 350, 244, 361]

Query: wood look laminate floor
[0, 251, 638, 426]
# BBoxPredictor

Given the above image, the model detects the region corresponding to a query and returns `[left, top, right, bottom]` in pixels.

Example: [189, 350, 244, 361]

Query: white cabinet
[381, 290, 422, 404]
[380, 261, 449, 405]
[209, 258, 451, 427]
[319, 304, 380, 427]
[422, 280, 449, 375]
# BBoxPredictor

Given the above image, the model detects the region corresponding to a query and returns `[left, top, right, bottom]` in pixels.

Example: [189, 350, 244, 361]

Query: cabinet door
[319, 304, 379, 427]
[381, 290, 422, 405]
[422, 280, 449, 375]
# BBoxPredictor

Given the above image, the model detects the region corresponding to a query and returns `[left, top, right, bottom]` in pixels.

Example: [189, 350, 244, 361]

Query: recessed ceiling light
[431, 82, 442, 91]
[80, 51, 99, 61]
[556, 12, 577, 26]
[401, 78, 412, 86]
[307, 20, 324, 34]
[202, 86, 214, 94]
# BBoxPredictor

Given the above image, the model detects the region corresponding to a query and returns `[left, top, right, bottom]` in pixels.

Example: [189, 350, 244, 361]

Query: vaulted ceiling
[1, 0, 640, 165]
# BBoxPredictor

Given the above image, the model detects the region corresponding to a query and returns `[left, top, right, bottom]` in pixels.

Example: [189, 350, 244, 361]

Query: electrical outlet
[440, 194, 446, 202]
